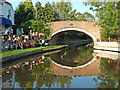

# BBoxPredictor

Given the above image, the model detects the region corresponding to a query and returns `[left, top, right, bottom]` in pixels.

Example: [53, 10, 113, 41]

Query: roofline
[1, 1, 14, 11]
[5, 1, 14, 11]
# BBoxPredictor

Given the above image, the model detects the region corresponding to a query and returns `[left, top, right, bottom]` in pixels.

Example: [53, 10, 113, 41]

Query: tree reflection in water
[14, 56, 72, 88]
[93, 58, 119, 88]
[3, 45, 120, 88]
[49, 45, 93, 67]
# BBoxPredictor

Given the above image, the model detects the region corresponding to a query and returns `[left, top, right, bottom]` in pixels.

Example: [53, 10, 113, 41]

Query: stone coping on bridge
[94, 42, 120, 52]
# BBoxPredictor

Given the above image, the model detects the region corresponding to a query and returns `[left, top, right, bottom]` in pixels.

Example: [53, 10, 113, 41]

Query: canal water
[2, 45, 120, 88]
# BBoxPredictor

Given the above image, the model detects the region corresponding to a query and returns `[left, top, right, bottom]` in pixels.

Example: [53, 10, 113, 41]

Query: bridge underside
[49, 28, 96, 45]
[49, 30, 93, 45]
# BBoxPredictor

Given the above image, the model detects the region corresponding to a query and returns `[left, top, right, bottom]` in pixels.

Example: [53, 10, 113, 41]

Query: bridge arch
[51, 28, 97, 42]
[51, 54, 97, 70]
[49, 21, 101, 45]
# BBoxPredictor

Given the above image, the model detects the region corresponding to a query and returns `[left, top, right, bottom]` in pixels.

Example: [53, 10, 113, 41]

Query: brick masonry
[50, 21, 101, 42]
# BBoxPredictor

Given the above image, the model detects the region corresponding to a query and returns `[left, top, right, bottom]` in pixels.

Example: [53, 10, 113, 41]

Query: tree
[15, 0, 34, 34]
[35, 1, 60, 23]
[15, 0, 34, 25]
[82, 12, 95, 21]
[30, 20, 44, 32]
[93, 59, 119, 88]
[76, 12, 95, 21]
[52, 0, 77, 21]
[35, 1, 44, 21]
[84, 1, 120, 40]
[30, 19, 50, 37]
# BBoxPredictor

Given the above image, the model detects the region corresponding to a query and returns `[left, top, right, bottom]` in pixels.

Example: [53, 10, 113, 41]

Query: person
[36, 62, 38, 65]
[21, 28, 24, 34]
[29, 64, 33, 71]
[4, 30, 9, 41]
[5, 30, 9, 35]
[9, 42, 14, 50]
[13, 37, 18, 49]
[32, 60, 35, 65]
[42, 55, 45, 60]
[35, 32, 38, 40]
[32, 32, 35, 40]
[38, 32, 44, 39]
[4, 41, 9, 50]
[29, 30, 32, 40]
[10, 27, 13, 35]
[41, 39, 45, 46]
[18, 41, 23, 49]
[35, 32, 38, 37]
[39, 39, 42, 46]
[16, 64, 20, 68]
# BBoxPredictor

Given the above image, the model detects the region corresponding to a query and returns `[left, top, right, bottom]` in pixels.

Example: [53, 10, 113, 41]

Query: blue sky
[7, 0, 96, 16]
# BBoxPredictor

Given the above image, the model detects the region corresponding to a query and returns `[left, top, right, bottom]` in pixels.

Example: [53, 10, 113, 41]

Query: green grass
[0, 45, 68, 58]
[2, 49, 62, 70]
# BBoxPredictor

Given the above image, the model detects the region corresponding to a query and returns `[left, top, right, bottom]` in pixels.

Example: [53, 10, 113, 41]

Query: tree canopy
[15, 0, 34, 25]
[15, 0, 34, 34]
[15, 0, 95, 35]
[84, 1, 120, 40]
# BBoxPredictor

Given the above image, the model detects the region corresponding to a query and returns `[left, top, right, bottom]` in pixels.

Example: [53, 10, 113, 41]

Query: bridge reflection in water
[49, 49, 119, 76]
[2, 45, 120, 88]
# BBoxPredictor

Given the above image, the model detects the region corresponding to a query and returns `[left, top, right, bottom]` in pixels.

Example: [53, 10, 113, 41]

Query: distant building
[0, 0, 14, 34]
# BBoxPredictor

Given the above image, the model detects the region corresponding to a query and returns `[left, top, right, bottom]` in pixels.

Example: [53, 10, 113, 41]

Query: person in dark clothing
[13, 38, 18, 49]
[18, 41, 23, 49]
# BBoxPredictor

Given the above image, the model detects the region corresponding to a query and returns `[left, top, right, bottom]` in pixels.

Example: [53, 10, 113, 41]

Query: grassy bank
[2, 49, 62, 70]
[1, 45, 68, 58]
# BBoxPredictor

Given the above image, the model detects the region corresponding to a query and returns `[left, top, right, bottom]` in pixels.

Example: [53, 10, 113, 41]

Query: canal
[2, 44, 120, 88]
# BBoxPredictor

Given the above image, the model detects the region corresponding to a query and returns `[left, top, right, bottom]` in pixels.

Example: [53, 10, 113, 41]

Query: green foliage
[15, 0, 96, 36]
[30, 20, 44, 32]
[76, 12, 95, 21]
[51, 0, 77, 21]
[21, 20, 32, 34]
[49, 45, 93, 67]
[84, 1, 120, 40]
[51, 0, 95, 21]
[93, 59, 119, 88]
[15, 2, 25, 25]
[11, 55, 72, 88]
[35, 1, 60, 23]
[15, 0, 34, 24]
[15, 0, 34, 34]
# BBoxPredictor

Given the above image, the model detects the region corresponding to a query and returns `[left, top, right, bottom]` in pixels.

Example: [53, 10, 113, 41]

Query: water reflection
[2, 45, 120, 88]
[2, 55, 72, 88]
[49, 45, 93, 67]
[93, 58, 119, 88]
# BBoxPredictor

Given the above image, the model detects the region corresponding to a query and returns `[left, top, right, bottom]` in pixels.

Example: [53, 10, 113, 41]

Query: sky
[6, 0, 96, 16]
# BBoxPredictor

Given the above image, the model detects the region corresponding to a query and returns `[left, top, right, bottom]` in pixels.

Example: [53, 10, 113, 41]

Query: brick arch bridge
[49, 53, 101, 76]
[48, 21, 101, 45]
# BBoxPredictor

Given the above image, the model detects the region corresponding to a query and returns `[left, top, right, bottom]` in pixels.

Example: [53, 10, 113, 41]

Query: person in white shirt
[32, 32, 35, 40]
